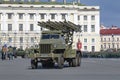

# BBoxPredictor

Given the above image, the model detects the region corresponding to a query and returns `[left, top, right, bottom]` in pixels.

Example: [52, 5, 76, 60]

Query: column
[73, 13, 78, 24]
[2, 12, 7, 32]
[46, 13, 50, 21]
[57, 13, 61, 21]
[25, 13, 29, 33]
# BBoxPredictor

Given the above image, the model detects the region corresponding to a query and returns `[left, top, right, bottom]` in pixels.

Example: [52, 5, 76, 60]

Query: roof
[100, 28, 120, 35]
[0, 1, 84, 6]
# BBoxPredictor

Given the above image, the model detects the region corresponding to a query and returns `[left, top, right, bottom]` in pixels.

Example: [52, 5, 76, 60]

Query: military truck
[31, 20, 82, 69]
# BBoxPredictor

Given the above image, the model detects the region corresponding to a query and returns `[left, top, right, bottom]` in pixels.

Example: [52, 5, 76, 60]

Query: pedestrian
[1, 46, 7, 60]
[8, 46, 13, 60]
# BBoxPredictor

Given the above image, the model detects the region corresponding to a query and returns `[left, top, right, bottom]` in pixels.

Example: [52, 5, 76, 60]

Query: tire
[31, 59, 38, 69]
[72, 58, 77, 67]
[48, 62, 54, 68]
[72, 54, 81, 67]
[58, 56, 64, 69]
[69, 60, 72, 67]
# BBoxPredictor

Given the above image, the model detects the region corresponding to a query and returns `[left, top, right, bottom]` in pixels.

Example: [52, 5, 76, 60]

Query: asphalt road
[0, 58, 120, 80]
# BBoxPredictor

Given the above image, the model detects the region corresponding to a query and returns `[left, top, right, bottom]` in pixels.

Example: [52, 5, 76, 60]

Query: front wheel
[58, 56, 64, 69]
[72, 53, 82, 67]
[72, 58, 77, 67]
[31, 59, 38, 69]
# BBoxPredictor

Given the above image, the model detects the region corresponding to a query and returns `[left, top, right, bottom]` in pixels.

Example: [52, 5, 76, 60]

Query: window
[84, 25, 87, 32]
[117, 38, 119, 41]
[84, 46, 87, 51]
[51, 14, 55, 20]
[78, 15, 80, 20]
[61, 14, 66, 20]
[30, 14, 34, 19]
[109, 38, 110, 41]
[8, 13, 12, 19]
[91, 25, 95, 32]
[101, 45, 103, 50]
[20, 37, 23, 43]
[8, 24, 12, 31]
[42, 34, 59, 39]
[0, 13, 1, 19]
[104, 38, 106, 41]
[101, 38, 103, 42]
[92, 38, 95, 43]
[117, 44, 119, 48]
[30, 24, 34, 31]
[19, 24, 23, 31]
[108, 43, 110, 48]
[91, 15, 95, 20]
[104, 43, 106, 48]
[40, 14, 45, 19]
[31, 37, 34, 43]
[92, 46, 95, 52]
[0, 38, 1, 43]
[0, 24, 1, 31]
[84, 38, 87, 43]
[84, 15, 87, 20]
[8, 37, 12, 42]
[112, 43, 114, 48]
[112, 37, 115, 41]
[19, 13, 23, 19]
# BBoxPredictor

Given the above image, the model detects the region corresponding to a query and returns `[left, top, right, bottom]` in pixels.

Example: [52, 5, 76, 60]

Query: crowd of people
[1, 45, 14, 60]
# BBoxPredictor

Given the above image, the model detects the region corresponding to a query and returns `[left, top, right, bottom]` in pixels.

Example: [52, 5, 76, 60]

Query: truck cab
[31, 31, 65, 68]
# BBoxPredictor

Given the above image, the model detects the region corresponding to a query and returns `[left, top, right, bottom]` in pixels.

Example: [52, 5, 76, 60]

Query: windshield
[42, 34, 59, 39]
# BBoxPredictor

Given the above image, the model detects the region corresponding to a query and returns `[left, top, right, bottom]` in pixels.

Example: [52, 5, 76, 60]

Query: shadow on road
[27, 64, 76, 70]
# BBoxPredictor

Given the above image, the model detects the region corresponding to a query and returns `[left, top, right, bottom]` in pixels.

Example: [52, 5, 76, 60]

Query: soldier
[77, 39, 82, 57]
[2, 46, 8, 60]
[77, 39, 82, 51]
[8, 46, 13, 60]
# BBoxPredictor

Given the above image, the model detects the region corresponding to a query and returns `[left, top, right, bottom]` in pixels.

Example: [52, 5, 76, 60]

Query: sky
[80, 0, 120, 27]
[42, 0, 119, 27]
[69, 0, 120, 27]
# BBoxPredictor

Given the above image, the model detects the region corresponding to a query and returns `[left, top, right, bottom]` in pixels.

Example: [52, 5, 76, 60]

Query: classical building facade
[0, 3, 100, 52]
[100, 26, 120, 51]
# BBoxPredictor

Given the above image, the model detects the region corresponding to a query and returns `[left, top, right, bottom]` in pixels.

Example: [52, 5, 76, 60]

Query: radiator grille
[40, 44, 51, 53]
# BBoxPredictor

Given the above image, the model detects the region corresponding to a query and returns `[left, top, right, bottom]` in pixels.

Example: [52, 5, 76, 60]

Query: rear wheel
[31, 59, 38, 69]
[69, 60, 72, 67]
[58, 56, 64, 69]
[72, 58, 77, 67]
[72, 53, 81, 67]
